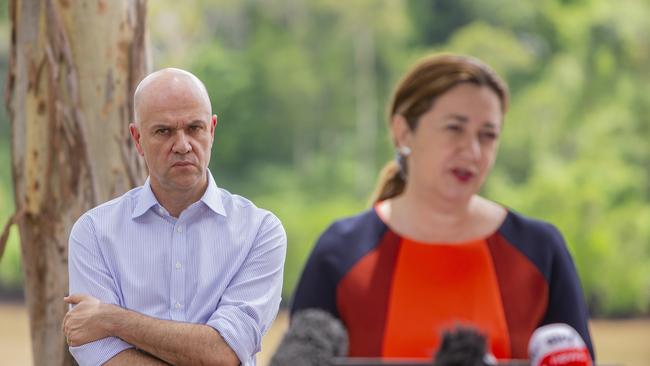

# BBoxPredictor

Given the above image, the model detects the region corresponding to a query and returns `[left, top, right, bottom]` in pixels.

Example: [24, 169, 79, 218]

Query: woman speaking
[290, 54, 594, 360]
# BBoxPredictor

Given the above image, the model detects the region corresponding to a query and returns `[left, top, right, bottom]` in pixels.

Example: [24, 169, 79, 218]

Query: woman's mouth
[451, 168, 474, 183]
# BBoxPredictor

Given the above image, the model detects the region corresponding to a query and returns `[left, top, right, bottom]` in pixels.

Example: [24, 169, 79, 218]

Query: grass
[1, 305, 648, 366]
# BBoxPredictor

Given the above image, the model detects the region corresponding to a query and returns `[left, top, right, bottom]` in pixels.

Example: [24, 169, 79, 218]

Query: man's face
[130, 82, 216, 195]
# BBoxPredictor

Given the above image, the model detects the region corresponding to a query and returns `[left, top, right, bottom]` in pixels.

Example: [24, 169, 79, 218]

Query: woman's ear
[390, 114, 412, 151]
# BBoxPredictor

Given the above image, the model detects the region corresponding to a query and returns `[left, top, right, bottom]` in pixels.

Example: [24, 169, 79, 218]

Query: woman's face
[393, 83, 503, 203]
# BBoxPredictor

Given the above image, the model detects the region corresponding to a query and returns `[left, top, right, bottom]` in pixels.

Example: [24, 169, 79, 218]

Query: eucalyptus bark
[4, 0, 149, 364]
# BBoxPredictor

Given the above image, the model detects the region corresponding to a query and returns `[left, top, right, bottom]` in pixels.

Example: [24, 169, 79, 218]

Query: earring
[399, 146, 411, 156]
[395, 146, 410, 180]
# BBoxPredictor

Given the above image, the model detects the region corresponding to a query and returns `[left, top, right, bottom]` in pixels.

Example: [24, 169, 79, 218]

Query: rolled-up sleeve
[68, 215, 133, 365]
[206, 213, 287, 365]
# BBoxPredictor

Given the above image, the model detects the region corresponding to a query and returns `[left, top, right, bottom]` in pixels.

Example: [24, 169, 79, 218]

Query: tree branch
[0, 210, 23, 262]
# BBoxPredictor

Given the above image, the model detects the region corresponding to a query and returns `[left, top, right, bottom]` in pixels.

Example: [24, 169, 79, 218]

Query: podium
[330, 358, 616, 366]
[331, 358, 528, 366]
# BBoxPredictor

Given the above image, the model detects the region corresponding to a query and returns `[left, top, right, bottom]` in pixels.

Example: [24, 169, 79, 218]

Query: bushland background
[1, 0, 649, 365]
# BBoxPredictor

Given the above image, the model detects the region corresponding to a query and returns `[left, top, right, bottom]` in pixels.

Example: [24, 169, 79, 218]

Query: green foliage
[0, 0, 7, 20]
[250, 180, 364, 302]
[0, 12, 20, 289]
[212, 157, 367, 302]
[0, 138, 21, 289]
[0, 227, 22, 289]
[1, 0, 649, 317]
[479, 0, 650, 316]
[440, 21, 537, 83]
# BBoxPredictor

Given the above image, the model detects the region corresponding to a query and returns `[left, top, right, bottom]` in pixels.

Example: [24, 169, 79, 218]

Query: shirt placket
[170, 221, 187, 321]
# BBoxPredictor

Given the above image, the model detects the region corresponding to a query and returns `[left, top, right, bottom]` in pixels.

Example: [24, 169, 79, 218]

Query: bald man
[63, 68, 286, 366]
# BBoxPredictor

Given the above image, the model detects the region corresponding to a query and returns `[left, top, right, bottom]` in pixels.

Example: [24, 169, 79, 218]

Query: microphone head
[528, 324, 592, 366]
[270, 309, 348, 366]
[433, 326, 495, 366]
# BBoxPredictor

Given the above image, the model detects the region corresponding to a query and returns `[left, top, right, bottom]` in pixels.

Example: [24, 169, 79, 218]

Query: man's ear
[390, 114, 412, 150]
[210, 114, 217, 140]
[129, 123, 145, 156]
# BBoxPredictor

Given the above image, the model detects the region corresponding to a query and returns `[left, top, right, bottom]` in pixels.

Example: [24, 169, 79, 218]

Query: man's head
[130, 68, 217, 196]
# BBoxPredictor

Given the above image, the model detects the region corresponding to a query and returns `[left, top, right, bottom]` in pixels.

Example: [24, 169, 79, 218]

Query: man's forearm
[105, 305, 239, 366]
[104, 349, 170, 366]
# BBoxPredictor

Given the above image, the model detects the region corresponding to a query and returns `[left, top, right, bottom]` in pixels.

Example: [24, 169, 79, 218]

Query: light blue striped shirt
[68, 172, 286, 366]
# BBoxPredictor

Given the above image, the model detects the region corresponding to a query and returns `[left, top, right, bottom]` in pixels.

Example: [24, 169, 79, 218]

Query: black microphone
[527, 324, 592, 366]
[433, 326, 496, 366]
[270, 309, 349, 366]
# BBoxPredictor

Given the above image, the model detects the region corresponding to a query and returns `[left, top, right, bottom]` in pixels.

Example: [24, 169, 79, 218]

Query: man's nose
[172, 131, 192, 154]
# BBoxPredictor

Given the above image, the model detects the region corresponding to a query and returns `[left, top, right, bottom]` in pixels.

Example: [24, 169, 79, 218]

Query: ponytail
[369, 160, 406, 204]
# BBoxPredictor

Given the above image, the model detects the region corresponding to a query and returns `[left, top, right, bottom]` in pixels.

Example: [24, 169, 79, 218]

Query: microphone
[270, 309, 349, 366]
[528, 324, 592, 366]
[433, 326, 496, 366]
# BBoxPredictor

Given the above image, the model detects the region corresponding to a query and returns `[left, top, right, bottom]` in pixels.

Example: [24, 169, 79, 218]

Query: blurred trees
[145, 0, 650, 316]
[1, 0, 648, 317]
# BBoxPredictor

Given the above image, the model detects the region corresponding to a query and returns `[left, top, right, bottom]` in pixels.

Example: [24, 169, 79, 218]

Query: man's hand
[63, 294, 114, 346]
[62, 294, 240, 365]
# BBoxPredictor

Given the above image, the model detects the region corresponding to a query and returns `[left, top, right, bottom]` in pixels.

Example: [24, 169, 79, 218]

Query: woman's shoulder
[315, 208, 389, 252]
[306, 208, 393, 273]
[499, 209, 565, 246]
[496, 208, 570, 275]
[291, 209, 389, 317]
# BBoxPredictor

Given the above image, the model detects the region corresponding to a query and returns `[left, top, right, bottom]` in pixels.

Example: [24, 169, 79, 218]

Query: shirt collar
[131, 178, 159, 219]
[200, 170, 227, 217]
[131, 170, 227, 219]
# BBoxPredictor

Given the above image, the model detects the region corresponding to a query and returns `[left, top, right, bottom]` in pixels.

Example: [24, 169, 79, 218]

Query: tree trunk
[4, 0, 149, 364]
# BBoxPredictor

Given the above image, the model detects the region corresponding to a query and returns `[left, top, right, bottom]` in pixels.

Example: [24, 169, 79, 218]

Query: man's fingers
[64, 293, 88, 304]
[62, 311, 70, 331]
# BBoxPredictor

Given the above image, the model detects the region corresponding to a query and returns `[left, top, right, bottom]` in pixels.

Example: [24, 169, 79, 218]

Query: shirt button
[175, 262, 181, 270]
[158, 208, 165, 215]
[175, 302, 182, 309]
[176, 226, 183, 233]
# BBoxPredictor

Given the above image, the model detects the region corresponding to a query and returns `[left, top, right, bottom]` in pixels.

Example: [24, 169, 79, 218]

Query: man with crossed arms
[63, 68, 286, 365]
